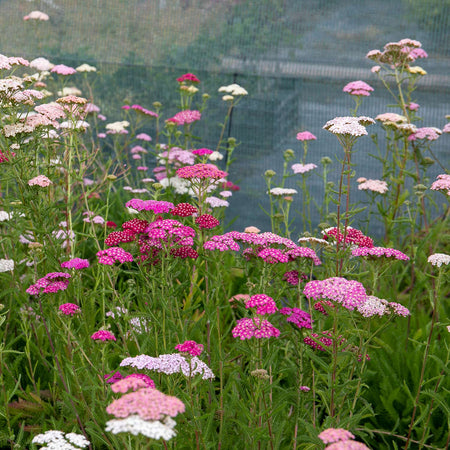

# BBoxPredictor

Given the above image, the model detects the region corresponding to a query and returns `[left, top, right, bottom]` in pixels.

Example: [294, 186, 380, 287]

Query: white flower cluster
[32, 430, 90, 449]
[0, 259, 14, 272]
[218, 83, 248, 101]
[428, 253, 450, 268]
[323, 116, 375, 137]
[269, 187, 298, 196]
[105, 415, 177, 440]
[105, 120, 129, 133]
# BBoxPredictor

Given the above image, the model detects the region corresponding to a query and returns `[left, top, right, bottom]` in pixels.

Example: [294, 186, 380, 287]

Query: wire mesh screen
[1, 0, 449, 233]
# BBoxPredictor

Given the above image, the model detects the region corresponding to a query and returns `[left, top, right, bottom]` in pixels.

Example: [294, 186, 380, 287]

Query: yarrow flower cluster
[357, 177, 388, 194]
[279, 307, 312, 329]
[59, 303, 80, 316]
[167, 110, 201, 125]
[291, 163, 317, 174]
[97, 247, 133, 265]
[303, 277, 367, 310]
[296, 131, 317, 141]
[323, 227, 374, 248]
[343, 80, 374, 96]
[60, 258, 90, 269]
[269, 187, 298, 196]
[32, 430, 90, 449]
[351, 246, 409, 260]
[125, 199, 174, 214]
[427, 253, 450, 267]
[120, 353, 215, 380]
[323, 116, 375, 137]
[430, 174, 450, 196]
[245, 294, 278, 315]
[232, 317, 280, 340]
[26, 272, 71, 295]
[408, 126, 441, 141]
[174, 340, 204, 357]
[91, 330, 116, 341]
[0, 259, 14, 272]
[28, 175, 52, 187]
[176, 163, 227, 180]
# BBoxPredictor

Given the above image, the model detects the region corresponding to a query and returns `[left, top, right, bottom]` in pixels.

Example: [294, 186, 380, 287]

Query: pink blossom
[111, 377, 150, 393]
[60, 257, 90, 269]
[303, 277, 367, 310]
[26, 272, 71, 296]
[343, 80, 374, 96]
[408, 127, 441, 141]
[97, 247, 133, 265]
[59, 303, 80, 316]
[296, 131, 317, 141]
[177, 163, 227, 180]
[106, 387, 184, 420]
[232, 317, 280, 340]
[24, 11, 49, 21]
[279, 307, 312, 329]
[125, 199, 174, 213]
[167, 110, 201, 125]
[406, 102, 420, 111]
[258, 248, 289, 264]
[177, 73, 200, 83]
[291, 163, 317, 174]
[319, 428, 355, 444]
[351, 246, 409, 260]
[245, 294, 278, 315]
[136, 133, 152, 141]
[91, 330, 116, 341]
[430, 174, 450, 196]
[51, 64, 77, 76]
[357, 178, 388, 194]
[175, 340, 204, 356]
[28, 175, 52, 187]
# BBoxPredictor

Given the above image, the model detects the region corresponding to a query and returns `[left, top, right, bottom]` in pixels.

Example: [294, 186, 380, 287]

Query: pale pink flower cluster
[24, 11, 49, 21]
[120, 353, 215, 380]
[269, 187, 298, 196]
[51, 64, 77, 76]
[28, 175, 52, 187]
[325, 441, 370, 449]
[318, 428, 355, 444]
[291, 163, 317, 174]
[343, 80, 374, 96]
[323, 116, 375, 137]
[125, 199, 174, 213]
[107, 387, 184, 421]
[232, 317, 280, 340]
[176, 163, 227, 180]
[427, 253, 450, 268]
[430, 174, 450, 196]
[203, 234, 240, 252]
[351, 246, 409, 261]
[357, 296, 389, 318]
[205, 196, 230, 208]
[357, 177, 388, 194]
[157, 147, 196, 166]
[26, 272, 71, 296]
[258, 247, 289, 263]
[296, 131, 317, 141]
[0, 55, 29, 70]
[408, 126, 441, 141]
[303, 277, 367, 311]
[285, 246, 321, 265]
[111, 377, 150, 393]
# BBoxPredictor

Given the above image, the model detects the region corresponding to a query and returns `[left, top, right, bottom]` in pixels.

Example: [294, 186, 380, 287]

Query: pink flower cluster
[51, 64, 77, 76]
[343, 80, 374, 96]
[97, 247, 133, 265]
[122, 104, 158, 117]
[195, 214, 220, 229]
[120, 353, 215, 380]
[111, 374, 155, 393]
[60, 257, 90, 269]
[303, 277, 367, 310]
[170, 203, 198, 217]
[323, 227, 374, 248]
[430, 174, 450, 196]
[28, 175, 52, 187]
[59, 303, 80, 316]
[279, 307, 312, 329]
[351, 246, 409, 260]
[232, 317, 280, 340]
[285, 246, 321, 265]
[245, 294, 278, 315]
[125, 199, 174, 214]
[167, 110, 201, 125]
[91, 329, 116, 341]
[106, 387, 185, 420]
[291, 163, 317, 174]
[177, 73, 200, 83]
[176, 163, 227, 180]
[408, 127, 441, 141]
[175, 340, 204, 357]
[296, 131, 317, 141]
[319, 428, 370, 449]
[303, 331, 334, 351]
[203, 234, 240, 252]
[26, 272, 71, 295]
[192, 148, 213, 156]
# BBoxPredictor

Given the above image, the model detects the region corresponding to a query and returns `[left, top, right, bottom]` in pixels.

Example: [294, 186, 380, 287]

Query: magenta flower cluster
[59, 303, 80, 316]
[97, 247, 133, 265]
[232, 317, 280, 340]
[125, 198, 174, 214]
[245, 294, 278, 315]
[60, 257, 90, 269]
[279, 307, 312, 329]
[26, 272, 71, 296]
[174, 340, 204, 357]
[91, 330, 116, 341]
[351, 246, 409, 260]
